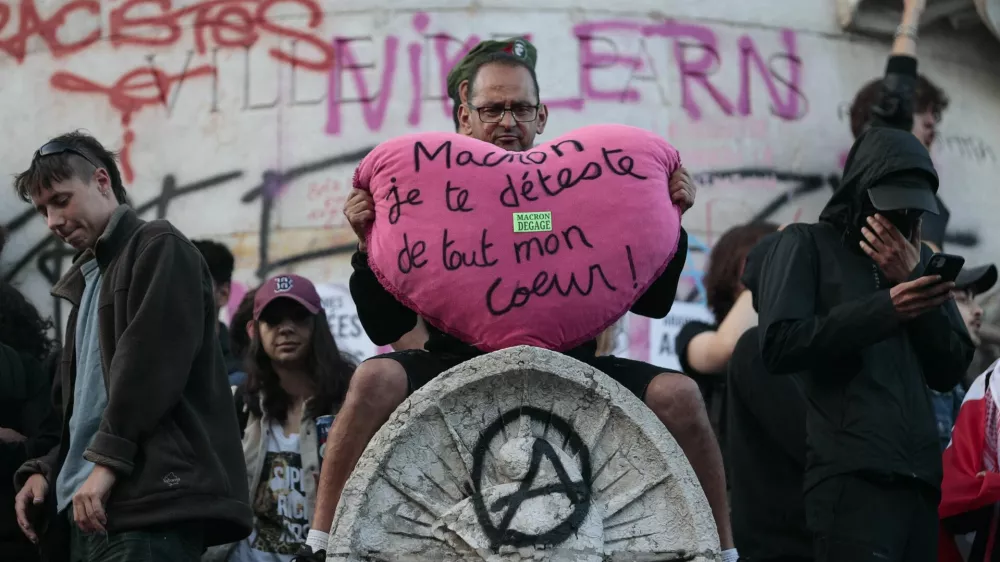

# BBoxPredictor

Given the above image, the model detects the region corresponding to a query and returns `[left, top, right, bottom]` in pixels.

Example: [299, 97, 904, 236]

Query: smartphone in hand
[924, 253, 965, 283]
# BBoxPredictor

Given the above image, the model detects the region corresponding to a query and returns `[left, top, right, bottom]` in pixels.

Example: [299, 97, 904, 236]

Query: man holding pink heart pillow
[301, 39, 738, 562]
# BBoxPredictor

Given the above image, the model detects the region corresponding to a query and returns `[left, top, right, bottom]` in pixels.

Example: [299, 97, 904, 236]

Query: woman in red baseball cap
[209, 274, 356, 562]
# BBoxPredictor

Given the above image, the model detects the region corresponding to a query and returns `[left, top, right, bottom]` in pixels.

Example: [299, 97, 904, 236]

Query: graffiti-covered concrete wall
[2, 0, 998, 365]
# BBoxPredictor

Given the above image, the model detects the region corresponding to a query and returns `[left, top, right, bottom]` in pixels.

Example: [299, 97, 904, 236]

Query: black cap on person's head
[867, 172, 940, 215]
[956, 264, 998, 296]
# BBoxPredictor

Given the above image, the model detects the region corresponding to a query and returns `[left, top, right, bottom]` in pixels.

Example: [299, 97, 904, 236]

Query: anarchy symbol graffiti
[471, 406, 593, 550]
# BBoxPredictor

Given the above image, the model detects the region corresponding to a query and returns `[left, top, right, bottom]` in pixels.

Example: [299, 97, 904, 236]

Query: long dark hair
[229, 288, 257, 363]
[704, 222, 779, 323]
[0, 282, 56, 362]
[245, 311, 356, 422]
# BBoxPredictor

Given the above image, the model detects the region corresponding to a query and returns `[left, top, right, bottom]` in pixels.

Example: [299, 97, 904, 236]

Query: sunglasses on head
[34, 141, 102, 170]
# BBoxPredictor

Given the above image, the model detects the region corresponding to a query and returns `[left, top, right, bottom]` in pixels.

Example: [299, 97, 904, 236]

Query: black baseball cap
[956, 264, 998, 296]
[867, 174, 939, 215]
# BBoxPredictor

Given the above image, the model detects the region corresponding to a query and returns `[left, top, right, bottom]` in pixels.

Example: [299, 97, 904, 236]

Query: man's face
[31, 168, 117, 251]
[912, 108, 939, 150]
[257, 299, 314, 366]
[953, 288, 983, 347]
[460, 63, 547, 151]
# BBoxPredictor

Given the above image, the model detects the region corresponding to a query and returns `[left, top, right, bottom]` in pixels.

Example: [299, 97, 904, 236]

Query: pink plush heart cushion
[352, 124, 683, 352]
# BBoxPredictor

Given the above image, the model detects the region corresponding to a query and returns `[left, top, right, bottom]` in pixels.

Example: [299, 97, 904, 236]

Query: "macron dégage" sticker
[513, 211, 552, 233]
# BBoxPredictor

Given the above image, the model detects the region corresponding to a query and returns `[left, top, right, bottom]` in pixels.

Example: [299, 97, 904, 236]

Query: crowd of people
[1, 0, 997, 561]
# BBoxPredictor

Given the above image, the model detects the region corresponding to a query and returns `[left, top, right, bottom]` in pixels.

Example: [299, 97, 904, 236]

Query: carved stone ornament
[327, 346, 720, 561]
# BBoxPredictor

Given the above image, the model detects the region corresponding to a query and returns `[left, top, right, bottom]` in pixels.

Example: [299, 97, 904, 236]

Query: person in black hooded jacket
[744, 1, 975, 560]
[729, 230, 813, 562]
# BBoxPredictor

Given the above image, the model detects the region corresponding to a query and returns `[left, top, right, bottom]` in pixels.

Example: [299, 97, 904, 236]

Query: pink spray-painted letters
[353, 124, 683, 352]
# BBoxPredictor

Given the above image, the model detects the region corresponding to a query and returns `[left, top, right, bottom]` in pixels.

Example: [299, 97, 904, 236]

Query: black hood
[819, 127, 938, 236]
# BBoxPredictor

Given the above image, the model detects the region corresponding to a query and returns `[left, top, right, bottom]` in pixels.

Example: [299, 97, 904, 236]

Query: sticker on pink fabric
[352, 124, 683, 352]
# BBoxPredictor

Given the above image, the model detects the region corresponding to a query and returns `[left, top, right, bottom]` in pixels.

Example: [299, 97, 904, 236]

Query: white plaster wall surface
[1, 0, 998, 364]
[327, 345, 720, 561]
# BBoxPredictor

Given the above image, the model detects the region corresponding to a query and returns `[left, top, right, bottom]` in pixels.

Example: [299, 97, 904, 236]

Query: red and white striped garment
[939, 361, 1000, 562]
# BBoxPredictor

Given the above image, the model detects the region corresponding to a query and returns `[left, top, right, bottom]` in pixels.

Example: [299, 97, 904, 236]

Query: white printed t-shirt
[231, 421, 310, 562]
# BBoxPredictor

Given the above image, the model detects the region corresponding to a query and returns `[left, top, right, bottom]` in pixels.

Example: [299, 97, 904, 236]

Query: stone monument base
[327, 346, 721, 561]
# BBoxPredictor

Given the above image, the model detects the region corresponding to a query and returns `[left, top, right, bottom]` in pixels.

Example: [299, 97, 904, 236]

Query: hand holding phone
[890, 275, 954, 320]
[924, 253, 965, 283]
[889, 253, 964, 321]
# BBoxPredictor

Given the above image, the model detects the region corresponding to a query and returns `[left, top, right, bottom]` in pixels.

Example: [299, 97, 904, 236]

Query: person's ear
[246, 320, 255, 340]
[458, 79, 470, 104]
[459, 102, 474, 136]
[94, 168, 113, 198]
[535, 103, 548, 135]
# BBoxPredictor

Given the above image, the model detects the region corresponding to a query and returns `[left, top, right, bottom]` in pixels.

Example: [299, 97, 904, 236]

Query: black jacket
[744, 56, 975, 491]
[350, 230, 689, 353]
[728, 326, 811, 560]
[0, 343, 60, 552]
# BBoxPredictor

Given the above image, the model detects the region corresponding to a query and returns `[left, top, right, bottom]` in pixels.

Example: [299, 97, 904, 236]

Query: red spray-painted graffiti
[1, 0, 334, 182]
[108, 0, 332, 70]
[0, 0, 332, 67]
[50, 65, 216, 181]
[0, 0, 101, 61]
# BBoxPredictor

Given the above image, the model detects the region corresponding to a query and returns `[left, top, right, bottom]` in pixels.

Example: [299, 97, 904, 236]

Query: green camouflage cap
[446, 37, 537, 103]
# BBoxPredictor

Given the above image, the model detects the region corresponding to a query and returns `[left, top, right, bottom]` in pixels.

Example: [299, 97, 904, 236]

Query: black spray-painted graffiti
[471, 406, 592, 551]
[239, 146, 373, 276]
[693, 167, 840, 223]
[694, 166, 978, 245]
[1, 146, 375, 339]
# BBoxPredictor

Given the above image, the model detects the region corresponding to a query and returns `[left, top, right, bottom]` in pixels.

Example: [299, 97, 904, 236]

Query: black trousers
[805, 473, 938, 562]
[69, 522, 203, 562]
[0, 540, 41, 562]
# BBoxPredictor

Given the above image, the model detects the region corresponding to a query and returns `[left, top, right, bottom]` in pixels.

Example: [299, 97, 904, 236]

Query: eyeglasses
[34, 141, 102, 170]
[468, 103, 540, 123]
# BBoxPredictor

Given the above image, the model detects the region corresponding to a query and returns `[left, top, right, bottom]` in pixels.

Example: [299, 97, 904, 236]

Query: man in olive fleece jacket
[11, 132, 251, 562]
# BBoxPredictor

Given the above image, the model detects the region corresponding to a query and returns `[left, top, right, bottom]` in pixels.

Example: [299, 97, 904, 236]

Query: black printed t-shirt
[675, 320, 728, 451]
